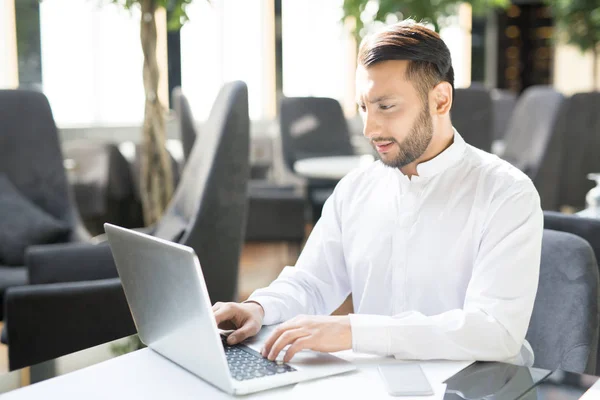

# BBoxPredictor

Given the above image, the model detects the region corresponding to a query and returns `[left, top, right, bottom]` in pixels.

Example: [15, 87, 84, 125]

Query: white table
[294, 155, 375, 180]
[2, 348, 471, 400]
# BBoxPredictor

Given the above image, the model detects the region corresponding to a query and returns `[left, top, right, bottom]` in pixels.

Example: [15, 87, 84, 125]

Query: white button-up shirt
[248, 131, 543, 366]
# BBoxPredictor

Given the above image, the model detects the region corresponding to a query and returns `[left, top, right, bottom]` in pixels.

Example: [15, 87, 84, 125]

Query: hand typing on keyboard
[260, 315, 352, 363]
[221, 336, 296, 381]
[213, 301, 265, 345]
[214, 302, 352, 363]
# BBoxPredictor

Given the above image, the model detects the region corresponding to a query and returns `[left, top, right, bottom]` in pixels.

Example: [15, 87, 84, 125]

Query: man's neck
[400, 121, 455, 178]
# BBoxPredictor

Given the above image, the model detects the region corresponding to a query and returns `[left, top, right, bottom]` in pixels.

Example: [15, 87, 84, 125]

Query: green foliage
[109, 0, 199, 30]
[342, 0, 510, 41]
[545, 0, 600, 53]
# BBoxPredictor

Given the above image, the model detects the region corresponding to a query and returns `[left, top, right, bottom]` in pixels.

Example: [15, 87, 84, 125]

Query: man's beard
[372, 103, 433, 169]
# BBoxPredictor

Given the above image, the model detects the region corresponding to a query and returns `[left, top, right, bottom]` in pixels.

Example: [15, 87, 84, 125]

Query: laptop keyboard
[221, 336, 296, 381]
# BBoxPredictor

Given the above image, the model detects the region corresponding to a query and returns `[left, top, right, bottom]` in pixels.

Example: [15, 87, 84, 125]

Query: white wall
[554, 42, 600, 94]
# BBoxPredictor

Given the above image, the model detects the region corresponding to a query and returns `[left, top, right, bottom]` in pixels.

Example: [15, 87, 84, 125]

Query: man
[213, 21, 542, 366]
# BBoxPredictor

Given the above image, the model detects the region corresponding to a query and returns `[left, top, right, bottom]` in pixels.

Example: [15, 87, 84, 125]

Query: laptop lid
[104, 223, 234, 394]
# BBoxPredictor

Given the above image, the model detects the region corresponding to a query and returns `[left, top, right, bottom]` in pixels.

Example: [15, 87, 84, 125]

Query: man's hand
[261, 315, 352, 363]
[212, 301, 265, 345]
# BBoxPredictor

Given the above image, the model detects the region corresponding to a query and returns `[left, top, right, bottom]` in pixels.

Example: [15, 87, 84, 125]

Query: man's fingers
[212, 302, 224, 312]
[261, 317, 304, 357]
[267, 329, 308, 361]
[228, 321, 260, 345]
[214, 305, 237, 327]
[261, 325, 285, 357]
[283, 337, 311, 363]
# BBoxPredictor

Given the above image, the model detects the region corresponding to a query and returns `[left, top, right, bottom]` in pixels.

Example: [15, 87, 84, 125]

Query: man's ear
[430, 82, 453, 116]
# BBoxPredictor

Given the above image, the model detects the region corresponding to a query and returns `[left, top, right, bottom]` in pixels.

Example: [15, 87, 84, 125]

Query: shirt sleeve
[350, 182, 543, 363]
[247, 183, 352, 325]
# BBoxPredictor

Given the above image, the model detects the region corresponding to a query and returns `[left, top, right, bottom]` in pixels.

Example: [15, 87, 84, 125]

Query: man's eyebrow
[368, 95, 396, 103]
[356, 95, 398, 105]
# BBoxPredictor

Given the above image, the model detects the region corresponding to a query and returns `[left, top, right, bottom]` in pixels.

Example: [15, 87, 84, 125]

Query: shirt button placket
[400, 187, 418, 313]
[393, 185, 414, 315]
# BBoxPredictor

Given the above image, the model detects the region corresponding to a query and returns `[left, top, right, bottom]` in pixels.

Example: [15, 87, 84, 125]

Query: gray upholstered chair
[172, 86, 198, 163]
[152, 80, 250, 302]
[543, 211, 600, 373]
[6, 278, 134, 371]
[501, 86, 565, 210]
[526, 92, 600, 212]
[171, 87, 305, 244]
[555, 92, 600, 210]
[490, 88, 517, 142]
[279, 96, 355, 172]
[544, 212, 600, 265]
[526, 229, 599, 374]
[279, 97, 354, 222]
[3, 81, 251, 369]
[502, 86, 564, 175]
[0, 89, 91, 319]
[451, 87, 493, 152]
[62, 140, 142, 235]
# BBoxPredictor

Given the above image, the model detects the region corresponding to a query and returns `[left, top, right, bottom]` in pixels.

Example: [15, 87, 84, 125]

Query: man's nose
[362, 112, 381, 140]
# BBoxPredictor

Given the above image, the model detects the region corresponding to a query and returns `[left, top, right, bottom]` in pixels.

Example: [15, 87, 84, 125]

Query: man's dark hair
[358, 22, 454, 103]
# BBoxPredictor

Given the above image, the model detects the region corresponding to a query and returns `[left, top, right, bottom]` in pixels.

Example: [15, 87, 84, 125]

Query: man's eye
[379, 104, 394, 110]
[358, 104, 366, 112]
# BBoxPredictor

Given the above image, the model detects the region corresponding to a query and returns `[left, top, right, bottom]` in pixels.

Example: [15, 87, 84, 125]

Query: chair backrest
[527, 99, 570, 211]
[451, 87, 493, 152]
[543, 211, 600, 373]
[557, 92, 600, 210]
[279, 97, 354, 172]
[172, 87, 198, 163]
[526, 229, 599, 375]
[544, 212, 600, 265]
[502, 86, 564, 177]
[490, 88, 517, 142]
[0, 90, 81, 235]
[154, 81, 250, 303]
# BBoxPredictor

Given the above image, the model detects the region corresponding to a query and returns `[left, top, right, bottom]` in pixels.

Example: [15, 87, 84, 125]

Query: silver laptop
[104, 223, 355, 395]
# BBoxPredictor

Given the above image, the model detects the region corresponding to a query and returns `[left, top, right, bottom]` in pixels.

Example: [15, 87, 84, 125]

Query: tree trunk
[139, 0, 173, 226]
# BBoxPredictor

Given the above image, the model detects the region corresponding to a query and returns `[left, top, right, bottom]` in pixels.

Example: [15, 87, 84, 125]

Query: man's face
[356, 60, 433, 169]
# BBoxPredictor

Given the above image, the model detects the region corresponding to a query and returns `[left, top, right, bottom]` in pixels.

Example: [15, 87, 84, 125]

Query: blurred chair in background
[490, 88, 517, 155]
[62, 140, 141, 235]
[117, 141, 181, 226]
[500, 86, 565, 210]
[5, 278, 134, 371]
[501, 86, 564, 175]
[0, 90, 91, 320]
[110, 88, 187, 227]
[171, 88, 306, 247]
[556, 92, 600, 211]
[279, 97, 355, 222]
[3, 81, 251, 369]
[451, 86, 493, 152]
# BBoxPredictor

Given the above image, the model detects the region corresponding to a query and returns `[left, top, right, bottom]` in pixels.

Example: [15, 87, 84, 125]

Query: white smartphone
[378, 363, 434, 396]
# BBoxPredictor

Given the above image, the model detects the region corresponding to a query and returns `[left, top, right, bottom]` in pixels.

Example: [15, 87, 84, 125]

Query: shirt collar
[405, 129, 466, 181]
